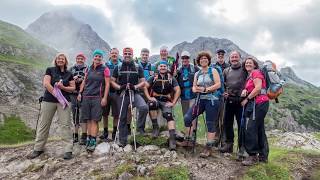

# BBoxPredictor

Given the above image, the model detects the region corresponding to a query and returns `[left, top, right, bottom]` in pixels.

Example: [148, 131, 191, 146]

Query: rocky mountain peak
[26, 10, 110, 62]
[280, 67, 316, 89]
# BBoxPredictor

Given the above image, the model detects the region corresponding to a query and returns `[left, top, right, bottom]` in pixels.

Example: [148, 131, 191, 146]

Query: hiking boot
[28, 151, 44, 159]
[63, 152, 72, 160]
[179, 137, 193, 148]
[79, 137, 87, 145]
[99, 130, 108, 140]
[152, 125, 160, 138]
[200, 146, 212, 158]
[169, 134, 176, 151]
[258, 156, 268, 163]
[86, 139, 97, 152]
[73, 133, 79, 143]
[219, 143, 233, 153]
[242, 155, 258, 166]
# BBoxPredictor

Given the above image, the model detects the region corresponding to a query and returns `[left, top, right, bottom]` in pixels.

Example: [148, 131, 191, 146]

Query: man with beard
[220, 51, 247, 153]
[143, 60, 181, 150]
[111, 47, 149, 146]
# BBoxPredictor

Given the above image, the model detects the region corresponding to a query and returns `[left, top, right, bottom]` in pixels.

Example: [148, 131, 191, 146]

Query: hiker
[29, 53, 75, 160]
[213, 49, 229, 147]
[176, 50, 200, 116]
[143, 60, 181, 150]
[240, 57, 269, 166]
[220, 50, 247, 153]
[100, 48, 122, 141]
[154, 46, 176, 73]
[78, 49, 110, 152]
[215, 49, 229, 71]
[182, 51, 221, 157]
[110, 47, 148, 147]
[138, 48, 154, 81]
[69, 53, 87, 144]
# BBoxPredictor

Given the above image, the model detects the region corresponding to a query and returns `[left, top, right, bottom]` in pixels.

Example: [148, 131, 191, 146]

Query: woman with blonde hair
[28, 53, 75, 160]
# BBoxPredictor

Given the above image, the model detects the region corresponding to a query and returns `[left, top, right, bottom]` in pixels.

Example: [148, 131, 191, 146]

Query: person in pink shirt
[240, 57, 269, 166]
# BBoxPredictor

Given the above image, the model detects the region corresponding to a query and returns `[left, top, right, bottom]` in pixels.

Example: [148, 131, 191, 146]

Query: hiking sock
[169, 129, 176, 137]
[206, 140, 215, 148]
[103, 128, 108, 133]
[151, 119, 159, 128]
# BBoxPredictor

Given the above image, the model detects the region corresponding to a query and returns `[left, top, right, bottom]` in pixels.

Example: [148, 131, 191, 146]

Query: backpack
[196, 66, 224, 97]
[261, 60, 285, 102]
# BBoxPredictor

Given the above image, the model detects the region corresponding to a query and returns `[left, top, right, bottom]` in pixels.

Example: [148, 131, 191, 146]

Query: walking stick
[111, 91, 126, 153]
[191, 94, 201, 154]
[238, 106, 246, 158]
[218, 98, 226, 148]
[35, 96, 43, 137]
[129, 90, 137, 151]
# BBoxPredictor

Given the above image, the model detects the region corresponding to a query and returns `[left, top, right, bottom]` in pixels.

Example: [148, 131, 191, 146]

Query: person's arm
[43, 75, 54, 95]
[110, 66, 121, 90]
[101, 76, 110, 106]
[134, 66, 146, 89]
[171, 85, 181, 105]
[192, 72, 203, 93]
[77, 70, 87, 101]
[58, 80, 76, 93]
[247, 78, 262, 100]
[206, 68, 221, 92]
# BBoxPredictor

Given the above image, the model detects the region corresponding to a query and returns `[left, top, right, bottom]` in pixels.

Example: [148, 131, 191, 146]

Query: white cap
[160, 46, 168, 51]
[181, 50, 190, 57]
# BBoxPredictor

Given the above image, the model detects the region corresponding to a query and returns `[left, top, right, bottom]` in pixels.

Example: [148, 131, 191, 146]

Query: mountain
[26, 10, 111, 62]
[0, 20, 56, 133]
[0, 20, 56, 65]
[280, 67, 317, 89]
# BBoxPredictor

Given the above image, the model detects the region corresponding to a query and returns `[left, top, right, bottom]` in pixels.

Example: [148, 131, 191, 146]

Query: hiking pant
[224, 99, 242, 145]
[184, 99, 220, 133]
[244, 101, 269, 159]
[118, 93, 148, 144]
[215, 97, 225, 141]
[181, 99, 195, 116]
[34, 101, 73, 153]
[70, 94, 80, 125]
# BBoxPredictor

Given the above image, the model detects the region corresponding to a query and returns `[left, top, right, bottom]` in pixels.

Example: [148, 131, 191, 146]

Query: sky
[0, 0, 320, 86]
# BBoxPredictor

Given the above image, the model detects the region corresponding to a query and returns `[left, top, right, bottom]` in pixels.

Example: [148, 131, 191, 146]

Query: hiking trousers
[184, 99, 220, 133]
[118, 93, 148, 144]
[224, 100, 242, 144]
[34, 101, 73, 153]
[181, 99, 195, 116]
[244, 101, 269, 159]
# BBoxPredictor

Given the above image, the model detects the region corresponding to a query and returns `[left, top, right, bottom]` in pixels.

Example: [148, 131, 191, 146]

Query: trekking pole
[238, 106, 246, 154]
[192, 94, 201, 154]
[129, 90, 137, 151]
[73, 101, 79, 145]
[218, 98, 226, 148]
[112, 91, 126, 153]
[35, 96, 43, 137]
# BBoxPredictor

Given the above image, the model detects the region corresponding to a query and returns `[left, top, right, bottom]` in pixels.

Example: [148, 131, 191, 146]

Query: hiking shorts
[102, 93, 120, 118]
[80, 97, 102, 122]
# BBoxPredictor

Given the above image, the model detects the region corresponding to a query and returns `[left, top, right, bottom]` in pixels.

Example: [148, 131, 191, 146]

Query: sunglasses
[218, 53, 225, 56]
[124, 53, 132, 55]
[181, 56, 190, 59]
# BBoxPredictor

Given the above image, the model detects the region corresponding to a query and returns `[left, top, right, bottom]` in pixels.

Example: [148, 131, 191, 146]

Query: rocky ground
[0, 131, 319, 180]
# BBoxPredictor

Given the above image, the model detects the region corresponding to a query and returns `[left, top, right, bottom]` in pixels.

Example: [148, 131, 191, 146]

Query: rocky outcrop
[280, 67, 317, 89]
[26, 10, 111, 62]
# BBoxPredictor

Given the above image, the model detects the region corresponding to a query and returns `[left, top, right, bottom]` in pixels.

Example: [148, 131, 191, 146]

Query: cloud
[0, 0, 319, 85]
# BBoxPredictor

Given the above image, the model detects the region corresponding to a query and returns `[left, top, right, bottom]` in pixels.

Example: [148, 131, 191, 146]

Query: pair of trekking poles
[111, 88, 137, 153]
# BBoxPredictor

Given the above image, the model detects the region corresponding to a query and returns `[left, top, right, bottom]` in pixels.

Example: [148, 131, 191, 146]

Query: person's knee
[163, 112, 174, 122]
[206, 120, 216, 133]
[184, 113, 193, 127]
[148, 101, 158, 111]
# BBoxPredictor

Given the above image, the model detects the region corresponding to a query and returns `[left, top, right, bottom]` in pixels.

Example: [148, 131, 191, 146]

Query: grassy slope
[0, 116, 34, 144]
[266, 84, 320, 130]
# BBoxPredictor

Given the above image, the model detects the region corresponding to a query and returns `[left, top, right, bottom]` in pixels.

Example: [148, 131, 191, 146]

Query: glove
[128, 83, 136, 90]
[120, 84, 127, 92]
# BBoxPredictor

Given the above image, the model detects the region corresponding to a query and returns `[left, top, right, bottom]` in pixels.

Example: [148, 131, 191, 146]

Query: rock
[94, 157, 107, 163]
[164, 151, 171, 158]
[123, 145, 133, 153]
[94, 142, 110, 155]
[172, 161, 182, 166]
[143, 145, 160, 152]
[118, 172, 133, 180]
[160, 148, 167, 153]
[137, 165, 147, 175]
[275, 132, 320, 151]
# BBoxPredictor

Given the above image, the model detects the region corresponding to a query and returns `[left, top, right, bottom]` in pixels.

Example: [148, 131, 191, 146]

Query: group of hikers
[28, 46, 272, 166]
